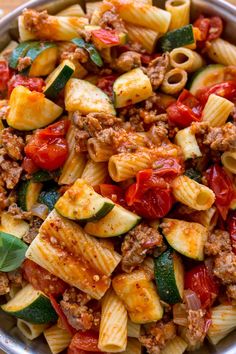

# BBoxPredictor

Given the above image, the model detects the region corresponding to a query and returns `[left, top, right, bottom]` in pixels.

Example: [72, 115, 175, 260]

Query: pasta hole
[19, 322, 33, 336]
[173, 53, 189, 64]
[170, 0, 185, 6]
[196, 191, 210, 206]
[167, 73, 183, 84]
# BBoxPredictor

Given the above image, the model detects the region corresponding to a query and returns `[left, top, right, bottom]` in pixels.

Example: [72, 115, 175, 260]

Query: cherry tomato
[50, 295, 76, 336]
[22, 259, 67, 297]
[208, 16, 223, 41]
[194, 16, 210, 41]
[228, 211, 236, 254]
[97, 75, 117, 97]
[167, 102, 201, 128]
[0, 60, 10, 95]
[38, 120, 70, 138]
[205, 164, 235, 220]
[140, 53, 161, 65]
[178, 89, 202, 115]
[185, 264, 219, 308]
[22, 156, 39, 174]
[8, 74, 45, 96]
[25, 121, 69, 171]
[92, 29, 120, 46]
[196, 81, 236, 106]
[68, 331, 102, 352]
[99, 184, 126, 207]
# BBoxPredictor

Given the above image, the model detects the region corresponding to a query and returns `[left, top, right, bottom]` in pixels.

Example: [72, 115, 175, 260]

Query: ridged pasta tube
[88, 138, 115, 162]
[17, 319, 48, 340]
[207, 305, 236, 345]
[202, 94, 234, 127]
[174, 127, 202, 160]
[189, 207, 218, 230]
[221, 151, 236, 174]
[56, 4, 85, 17]
[81, 160, 108, 186]
[125, 23, 159, 54]
[127, 320, 141, 338]
[170, 47, 204, 72]
[161, 335, 188, 354]
[207, 38, 236, 66]
[165, 0, 190, 30]
[98, 289, 128, 352]
[172, 175, 215, 210]
[111, 0, 171, 33]
[44, 324, 72, 354]
[161, 68, 188, 94]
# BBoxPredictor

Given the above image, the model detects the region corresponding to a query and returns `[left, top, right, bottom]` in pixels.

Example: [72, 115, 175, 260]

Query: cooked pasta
[2, 2, 236, 354]
[44, 325, 72, 354]
[98, 289, 128, 352]
[172, 175, 215, 210]
[170, 47, 204, 72]
[207, 305, 236, 345]
[81, 160, 108, 186]
[202, 94, 234, 127]
[125, 23, 159, 54]
[207, 38, 236, 66]
[221, 151, 236, 174]
[113, 269, 163, 323]
[26, 210, 121, 299]
[174, 127, 202, 160]
[17, 319, 48, 340]
[111, 0, 171, 33]
[165, 0, 190, 30]
[161, 68, 188, 94]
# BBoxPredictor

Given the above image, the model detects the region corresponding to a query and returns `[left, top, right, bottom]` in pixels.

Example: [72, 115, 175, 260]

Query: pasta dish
[1, 0, 236, 353]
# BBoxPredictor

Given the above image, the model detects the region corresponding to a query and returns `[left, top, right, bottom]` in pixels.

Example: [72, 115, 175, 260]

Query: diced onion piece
[183, 289, 201, 311]
[31, 203, 49, 220]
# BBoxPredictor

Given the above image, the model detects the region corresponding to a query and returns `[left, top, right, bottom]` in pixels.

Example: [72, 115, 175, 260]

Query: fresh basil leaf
[0, 232, 28, 272]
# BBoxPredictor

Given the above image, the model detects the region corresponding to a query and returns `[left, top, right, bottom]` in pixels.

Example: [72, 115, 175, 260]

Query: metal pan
[0, 0, 236, 352]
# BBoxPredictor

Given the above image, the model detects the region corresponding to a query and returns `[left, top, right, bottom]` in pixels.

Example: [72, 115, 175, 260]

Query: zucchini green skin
[154, 249, 184, 304]
[158, 24, 194, 52]
[9, 41, 34, 69]
[17, 180, 42, 211]
[38, 188, 60, 211]
[2, 295, 57, 324]
[184, 168, 202, 183]
[32, 170, 53, 182]
[188, 64, 225, 94]
[72, 38, 103, 67]
[22, 41, 57, 73]
[44, 63, 75, 99]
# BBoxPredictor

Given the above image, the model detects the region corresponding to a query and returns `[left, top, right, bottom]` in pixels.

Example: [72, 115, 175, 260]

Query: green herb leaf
[0, 232, 28, 272]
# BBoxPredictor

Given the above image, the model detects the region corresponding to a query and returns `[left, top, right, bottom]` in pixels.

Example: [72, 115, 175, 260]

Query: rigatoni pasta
[165, 0, 190, 30]
[221, 151, 236, 174]
[161, 68, 188, 94]
[44, 325, 72, 354]
[202, 94, 234, 127]
[56, 4, 85, 17]
[207, 38, 236, 66]
[17, 319, 48, 340]
[170, 47, 204, 72]
[125, 23, 159, 54]
[174, 127, 202, 160]
[81, 159, 108, 186]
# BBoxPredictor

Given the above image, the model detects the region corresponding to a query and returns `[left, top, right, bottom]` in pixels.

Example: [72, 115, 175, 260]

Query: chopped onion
[204, 257, 214, 275]
[184, 289, 201, 311]
[173, 303, 188, 326]
[31, 203, 49, 220]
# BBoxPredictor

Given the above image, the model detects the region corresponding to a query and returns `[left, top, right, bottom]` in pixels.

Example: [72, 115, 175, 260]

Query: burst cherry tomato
[228, 211, 236, 254]
[25, 120, 69, 171]
[68, 331, 102, 352]
[194, 15, 223, 42]
[97, 75, 117, 97]
[8, 74, 45, 96]
[22, 156, 39, 174]
[99, 184, 126, 207]
[22, 259, 67, 297]
[167, 90, 202, 128]
[205, 164, 235, 220]
[194, 16, 210, 41]
[0, 60, 10, 95]
[185, 264, 219, 308]
[196, 81, 236, 106]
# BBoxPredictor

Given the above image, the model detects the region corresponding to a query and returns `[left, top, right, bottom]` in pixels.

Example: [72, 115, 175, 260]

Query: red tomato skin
[205, 165, 235, 220]
[194, 16, 210, 41]
[25, 136, 68, 171]
[92, 29, 120, 45]
[97, 75, 117, 97]
[167, 102, 201, 128]
[38, 120, 70, 138]
[22, 259, 67, 297]
[0, 60, 10, 95]
[8, 74, 45, 96]
[99, 184, 126, 206]
[22, 157, 39, 174]
[196, 81, 236, 106]
[49, 295, 76, 336]
[185, 264, 219, 308]
[69, 331, 101, 352]
[178, 89, 202, 114]
[228, 211, 236, 254]
[208, 17, 223, 41]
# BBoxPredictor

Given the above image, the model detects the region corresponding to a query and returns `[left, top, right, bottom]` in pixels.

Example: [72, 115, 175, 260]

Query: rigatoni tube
[172, 175, 215, 210]
[81, 160, 108, 186]
[17, 319, 48, 340]
[221, 151, 236, 174]
[207, 38, 236, 66]
[170, 47, 204, 72]
[44, 324, 72, 354]
[161, 68, 188, 95]
[175, 127, 202, 160]
[165, 0, 190, 30]
[125, 23, 159, 54]
[98, 289, 128, 352]
[202, 94, 234, 127]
